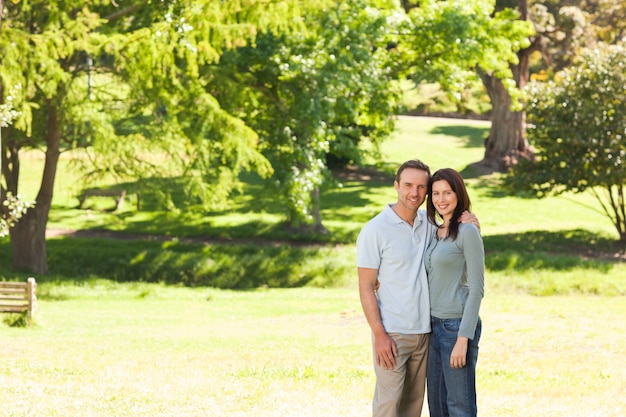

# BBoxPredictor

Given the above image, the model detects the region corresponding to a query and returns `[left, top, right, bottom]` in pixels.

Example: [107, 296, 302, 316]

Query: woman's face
[431, 179, 458, 219]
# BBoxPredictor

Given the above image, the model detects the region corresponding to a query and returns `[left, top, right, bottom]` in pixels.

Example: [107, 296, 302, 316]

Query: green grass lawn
[1, 284, 624, 416]
[2, 116, 625, 416]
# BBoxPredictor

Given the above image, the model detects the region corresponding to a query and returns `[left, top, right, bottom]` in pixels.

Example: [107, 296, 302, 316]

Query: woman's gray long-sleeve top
[425, 223, 484, 339]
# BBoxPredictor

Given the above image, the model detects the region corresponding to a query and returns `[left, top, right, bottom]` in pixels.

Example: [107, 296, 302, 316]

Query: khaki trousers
[372, 332, 430, 417]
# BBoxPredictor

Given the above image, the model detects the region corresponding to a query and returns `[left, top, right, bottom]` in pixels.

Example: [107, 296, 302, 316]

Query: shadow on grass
[1, 237, 352, 290]
[1, 229, 623, 294]
[57, 169, 394, 244]
[429, 125, 488, 149]
[484, 229, 624, 273]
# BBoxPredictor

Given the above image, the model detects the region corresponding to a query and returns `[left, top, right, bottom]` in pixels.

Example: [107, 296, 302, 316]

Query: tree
[470, 1, 590, 172]
[0, 0, 36, 241]
[403, 0, 614, 173]
[398, 0, 534, 173]
[473, 0, 626, 173]
[506, 44, 626, 243]
[213, 1, 402, 232]
[0, 0, 304, 274]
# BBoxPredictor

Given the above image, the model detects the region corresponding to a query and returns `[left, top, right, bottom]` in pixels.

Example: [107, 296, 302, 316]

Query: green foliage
[0, 101, 20, 129]
[214, 0, 402, 227]
[526, 1, 588, 74]
[1, 1, 105, 133]
[0, 0, 307, 214]
[1, 0, 326, 273]
[507, 44, 626, 241]
[400, 0, 534, 107]
[83, 1, 296, 209]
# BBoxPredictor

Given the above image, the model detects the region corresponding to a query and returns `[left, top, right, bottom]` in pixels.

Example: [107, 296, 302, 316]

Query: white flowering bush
[1, 99, 34, 237]
[0, 193, 34, 237]
[0, 103, 20, 128]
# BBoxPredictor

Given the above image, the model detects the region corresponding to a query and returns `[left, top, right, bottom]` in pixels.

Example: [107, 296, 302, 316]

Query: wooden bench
[0, 277, 38, 322]
[78, 188, 127, 211]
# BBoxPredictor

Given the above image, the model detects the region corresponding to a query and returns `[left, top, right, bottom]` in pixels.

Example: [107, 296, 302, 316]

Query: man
[356, 159, 478, 417]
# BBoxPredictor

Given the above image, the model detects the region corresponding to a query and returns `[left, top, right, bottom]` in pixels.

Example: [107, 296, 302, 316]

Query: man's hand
[459, 210, 480, 232]
[374, 331, 398, 370]
[359, 267, 397, 369]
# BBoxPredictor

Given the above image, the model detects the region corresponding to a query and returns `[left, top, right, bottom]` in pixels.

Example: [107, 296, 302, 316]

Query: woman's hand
[450, 337, 469, 368]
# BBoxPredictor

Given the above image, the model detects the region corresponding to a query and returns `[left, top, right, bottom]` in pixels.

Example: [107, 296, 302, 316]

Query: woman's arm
[458, 224, 485, 339]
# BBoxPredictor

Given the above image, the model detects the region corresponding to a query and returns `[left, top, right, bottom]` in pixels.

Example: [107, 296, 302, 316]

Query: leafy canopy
[0, 0, 309, 211]
[399, 0, 534, 107]
[214, 1, 402, 227]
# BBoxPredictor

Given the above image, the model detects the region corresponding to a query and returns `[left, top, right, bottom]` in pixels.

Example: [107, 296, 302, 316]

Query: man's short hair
[395, 160, 431, 183]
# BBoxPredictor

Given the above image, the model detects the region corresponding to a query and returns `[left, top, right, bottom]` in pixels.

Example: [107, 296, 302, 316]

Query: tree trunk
[471, 0, 537, 174]
[474, 72, 534, 173]
[286, 186, 328, 234]
[607, 185, 626, 244]
[9, 204, 49, 273]
[10, 103, 61, 274]
[311, 186, 328, 234]
[3, 140, 20, 194]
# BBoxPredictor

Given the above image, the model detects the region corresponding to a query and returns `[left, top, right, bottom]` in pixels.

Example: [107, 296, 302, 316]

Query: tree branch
[104, 2, 147, 22]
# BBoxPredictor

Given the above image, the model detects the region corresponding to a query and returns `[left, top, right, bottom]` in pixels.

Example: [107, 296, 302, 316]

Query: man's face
[394, 167, 429, 213]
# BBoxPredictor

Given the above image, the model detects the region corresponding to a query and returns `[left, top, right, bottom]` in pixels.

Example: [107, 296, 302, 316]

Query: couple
[357, 159, 485, 417]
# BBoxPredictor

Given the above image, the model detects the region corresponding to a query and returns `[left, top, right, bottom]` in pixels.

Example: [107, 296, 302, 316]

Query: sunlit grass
[1, 285, 624, 416]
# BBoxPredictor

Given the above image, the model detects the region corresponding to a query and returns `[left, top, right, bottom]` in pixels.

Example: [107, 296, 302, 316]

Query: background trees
[399, 0, 534, 173]
[7, 0, 623, 274]
[472, 0, 626, 173]
[465, 0, 586, 173]
[213, 1, 402, 232]
[1, 0, 105, 273]
[2, 0, 534, 274]
[506, 44, 626, 243]
[214, 0, 532, 232]
[0, 0, 306, 273]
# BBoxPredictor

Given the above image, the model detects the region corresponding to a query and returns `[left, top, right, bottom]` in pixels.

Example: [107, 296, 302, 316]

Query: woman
[425, 168, 485, 417]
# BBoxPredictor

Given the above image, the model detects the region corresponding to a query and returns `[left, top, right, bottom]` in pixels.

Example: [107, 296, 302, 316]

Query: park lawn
[1, 283, 625, 417]
[4, 116, 625, 416]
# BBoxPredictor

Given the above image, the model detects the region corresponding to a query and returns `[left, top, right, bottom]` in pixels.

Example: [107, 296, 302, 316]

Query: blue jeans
[427, 317, 482, 417]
